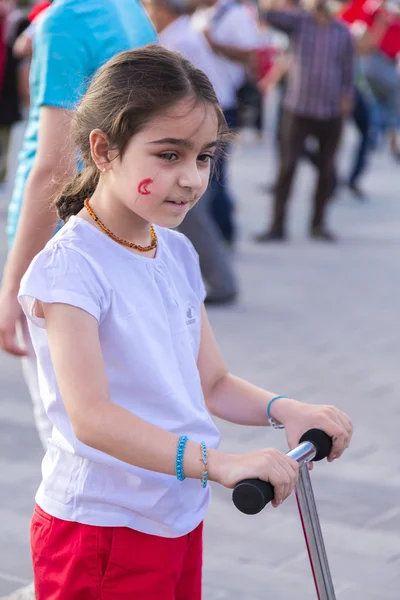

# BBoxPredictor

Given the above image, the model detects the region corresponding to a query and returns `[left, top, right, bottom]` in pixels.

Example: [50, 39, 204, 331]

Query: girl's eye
[198, 154, 215, 164]
[159, 152, 179, 161]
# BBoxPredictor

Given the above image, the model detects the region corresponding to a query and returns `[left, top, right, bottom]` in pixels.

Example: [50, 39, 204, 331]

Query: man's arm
[0, 107, 75, 355]
[203, 31, 254, 63]
[259, 0, 301, 36]
[357, 12, 390, 55]
[258, 52, 290, 93]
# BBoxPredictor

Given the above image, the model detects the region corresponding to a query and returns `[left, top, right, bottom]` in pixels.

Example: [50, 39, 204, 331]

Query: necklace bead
[84, 199, 157, 253]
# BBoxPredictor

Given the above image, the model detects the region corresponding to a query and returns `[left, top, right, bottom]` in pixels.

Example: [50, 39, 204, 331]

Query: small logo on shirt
[186, 304, 196, 326]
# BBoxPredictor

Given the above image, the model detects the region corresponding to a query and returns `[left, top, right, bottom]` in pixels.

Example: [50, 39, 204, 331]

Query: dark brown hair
[56, 44, 228, 222]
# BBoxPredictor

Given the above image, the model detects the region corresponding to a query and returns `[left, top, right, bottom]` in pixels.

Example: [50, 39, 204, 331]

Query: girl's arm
[198, 306, 352, 459]
[42, 301, 210, 480]
[41, 301, 303, 505]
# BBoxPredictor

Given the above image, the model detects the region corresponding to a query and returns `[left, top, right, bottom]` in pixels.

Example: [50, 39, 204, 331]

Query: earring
[101, 168, 106, 173]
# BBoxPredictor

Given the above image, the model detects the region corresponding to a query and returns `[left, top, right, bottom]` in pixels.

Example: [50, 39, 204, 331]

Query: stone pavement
[1, 121, 400, 599]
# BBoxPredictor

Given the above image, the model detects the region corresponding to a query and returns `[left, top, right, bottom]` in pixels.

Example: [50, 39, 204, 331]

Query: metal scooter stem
[289, 443, 336, 600]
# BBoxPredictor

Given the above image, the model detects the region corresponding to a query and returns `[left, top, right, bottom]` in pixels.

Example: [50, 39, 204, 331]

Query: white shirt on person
[159, 15, 227, 107]
[192, 0, 259, 110]
[18, 217, 221, 537]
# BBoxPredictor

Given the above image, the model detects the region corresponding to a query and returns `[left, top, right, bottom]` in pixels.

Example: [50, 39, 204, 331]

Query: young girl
[18, 45, 352, 599]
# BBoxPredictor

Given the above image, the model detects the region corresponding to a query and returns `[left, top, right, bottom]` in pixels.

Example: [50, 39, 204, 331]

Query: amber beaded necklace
[84, 198, 157, 253]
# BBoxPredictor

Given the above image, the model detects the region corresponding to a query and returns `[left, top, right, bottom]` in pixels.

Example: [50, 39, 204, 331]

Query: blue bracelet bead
[200, 441, 208, 488]
[267, 396, 287, 430]
[176, 435, 188, 481]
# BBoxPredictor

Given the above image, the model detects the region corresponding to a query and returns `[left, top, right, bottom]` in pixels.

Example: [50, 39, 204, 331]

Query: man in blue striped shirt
[256, 0, 354, 242]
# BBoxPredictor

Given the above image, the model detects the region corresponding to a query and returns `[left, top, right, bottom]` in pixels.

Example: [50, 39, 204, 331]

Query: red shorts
[31, 504, 203, 599]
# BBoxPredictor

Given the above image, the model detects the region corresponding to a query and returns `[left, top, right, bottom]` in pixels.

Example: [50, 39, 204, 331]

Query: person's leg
[17, 319, 52, 449]
[31, 505, 199, 600]
[0, 126, 11, 182]
[311, 117, 343, 238]
[349, 89, 371, 193]
[175, 522, 203, 600]
[256, 110, 310, 240]
[254, 86, 264, 139]
[208, 107, 237, 244]
[209, 151, 235, 244]
[179, 192, 237, 303]
[32, 505, 104, 600]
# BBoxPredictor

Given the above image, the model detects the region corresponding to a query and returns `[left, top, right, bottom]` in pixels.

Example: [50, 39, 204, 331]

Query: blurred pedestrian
[0, 0, 155, 447]
[145, 0, 238, 304]
[255, 0, 354, 242]
[0, 0, 29, 184]
[192, 0, 259, 245]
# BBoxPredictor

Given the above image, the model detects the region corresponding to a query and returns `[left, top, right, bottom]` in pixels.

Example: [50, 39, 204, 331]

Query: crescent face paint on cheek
[137, 178, 153, 195]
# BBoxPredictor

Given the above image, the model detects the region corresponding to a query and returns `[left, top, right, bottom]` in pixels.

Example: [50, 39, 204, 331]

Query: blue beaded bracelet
[267, 396, 287, 430]
[176, 435, 188, 481]
[200, 441, 208, 488]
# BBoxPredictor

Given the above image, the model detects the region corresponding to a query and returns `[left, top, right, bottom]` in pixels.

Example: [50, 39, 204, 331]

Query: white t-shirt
[159, 15, 225, 107]
[192, 0, 259, 110]
[18, 217, 221, 538]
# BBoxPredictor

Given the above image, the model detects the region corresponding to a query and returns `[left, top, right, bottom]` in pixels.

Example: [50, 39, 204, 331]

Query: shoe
[348, 182, 366, 200]
[310, 226, 337, 242]
[205, 293, 237, 306]
[253, 230, 286, 243]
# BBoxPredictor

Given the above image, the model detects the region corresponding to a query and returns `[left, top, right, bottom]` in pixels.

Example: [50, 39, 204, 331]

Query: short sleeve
[18, 244, 107, 328]
[32, 14, 92, 110]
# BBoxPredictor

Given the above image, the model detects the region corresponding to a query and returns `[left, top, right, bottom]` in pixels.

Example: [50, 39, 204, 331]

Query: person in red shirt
[341, 0, 399, 157]
[341, 0, 400, 57]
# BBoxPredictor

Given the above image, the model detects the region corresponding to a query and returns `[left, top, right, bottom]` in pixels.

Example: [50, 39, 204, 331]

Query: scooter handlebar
[232, 429, 332, 515]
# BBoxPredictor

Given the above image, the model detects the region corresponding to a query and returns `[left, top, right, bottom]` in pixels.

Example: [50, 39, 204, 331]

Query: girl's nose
[178, 165, 203, 193]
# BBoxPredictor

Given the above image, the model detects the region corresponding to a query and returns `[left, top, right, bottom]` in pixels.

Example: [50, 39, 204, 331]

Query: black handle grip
[232, 429, 332, 515]
[299, 428, 332, 461]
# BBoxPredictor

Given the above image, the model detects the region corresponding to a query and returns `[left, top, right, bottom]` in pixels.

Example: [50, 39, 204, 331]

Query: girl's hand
[271, 398, 353, 463]
[212, 449, 299, 508]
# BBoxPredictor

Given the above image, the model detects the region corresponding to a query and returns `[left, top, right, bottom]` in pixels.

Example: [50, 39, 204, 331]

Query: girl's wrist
[180, 442, 225, 484]
[206, 448, 230, 485]
[269, 397, 302, 426]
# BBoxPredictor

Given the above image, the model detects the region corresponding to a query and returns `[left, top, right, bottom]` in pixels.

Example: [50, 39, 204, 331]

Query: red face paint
[137, 178, 153, 195]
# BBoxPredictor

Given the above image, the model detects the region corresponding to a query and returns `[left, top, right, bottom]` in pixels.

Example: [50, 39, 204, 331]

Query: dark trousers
[237, 81, 264, 132]
[271, 110, 343, 233]
[302, 88, 371, 194]
[209, 107, 237, 243]
[349, 88, 371, 186]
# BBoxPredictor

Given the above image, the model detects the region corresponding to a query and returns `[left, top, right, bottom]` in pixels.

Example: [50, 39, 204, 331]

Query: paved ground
[1, 116, 400, 599]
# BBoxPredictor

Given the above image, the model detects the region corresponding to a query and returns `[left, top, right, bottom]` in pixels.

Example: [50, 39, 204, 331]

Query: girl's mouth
[165, 199, 189, 206]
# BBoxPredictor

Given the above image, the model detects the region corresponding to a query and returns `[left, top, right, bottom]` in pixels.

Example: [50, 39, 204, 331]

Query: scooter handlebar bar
[232, 429, 332, 515]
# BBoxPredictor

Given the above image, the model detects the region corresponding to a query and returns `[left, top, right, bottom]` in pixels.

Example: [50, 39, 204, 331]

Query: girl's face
[105, 98, 220, 229]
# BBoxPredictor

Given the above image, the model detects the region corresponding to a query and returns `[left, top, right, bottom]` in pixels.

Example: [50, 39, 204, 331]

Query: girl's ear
[89, 129, 113, 172]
